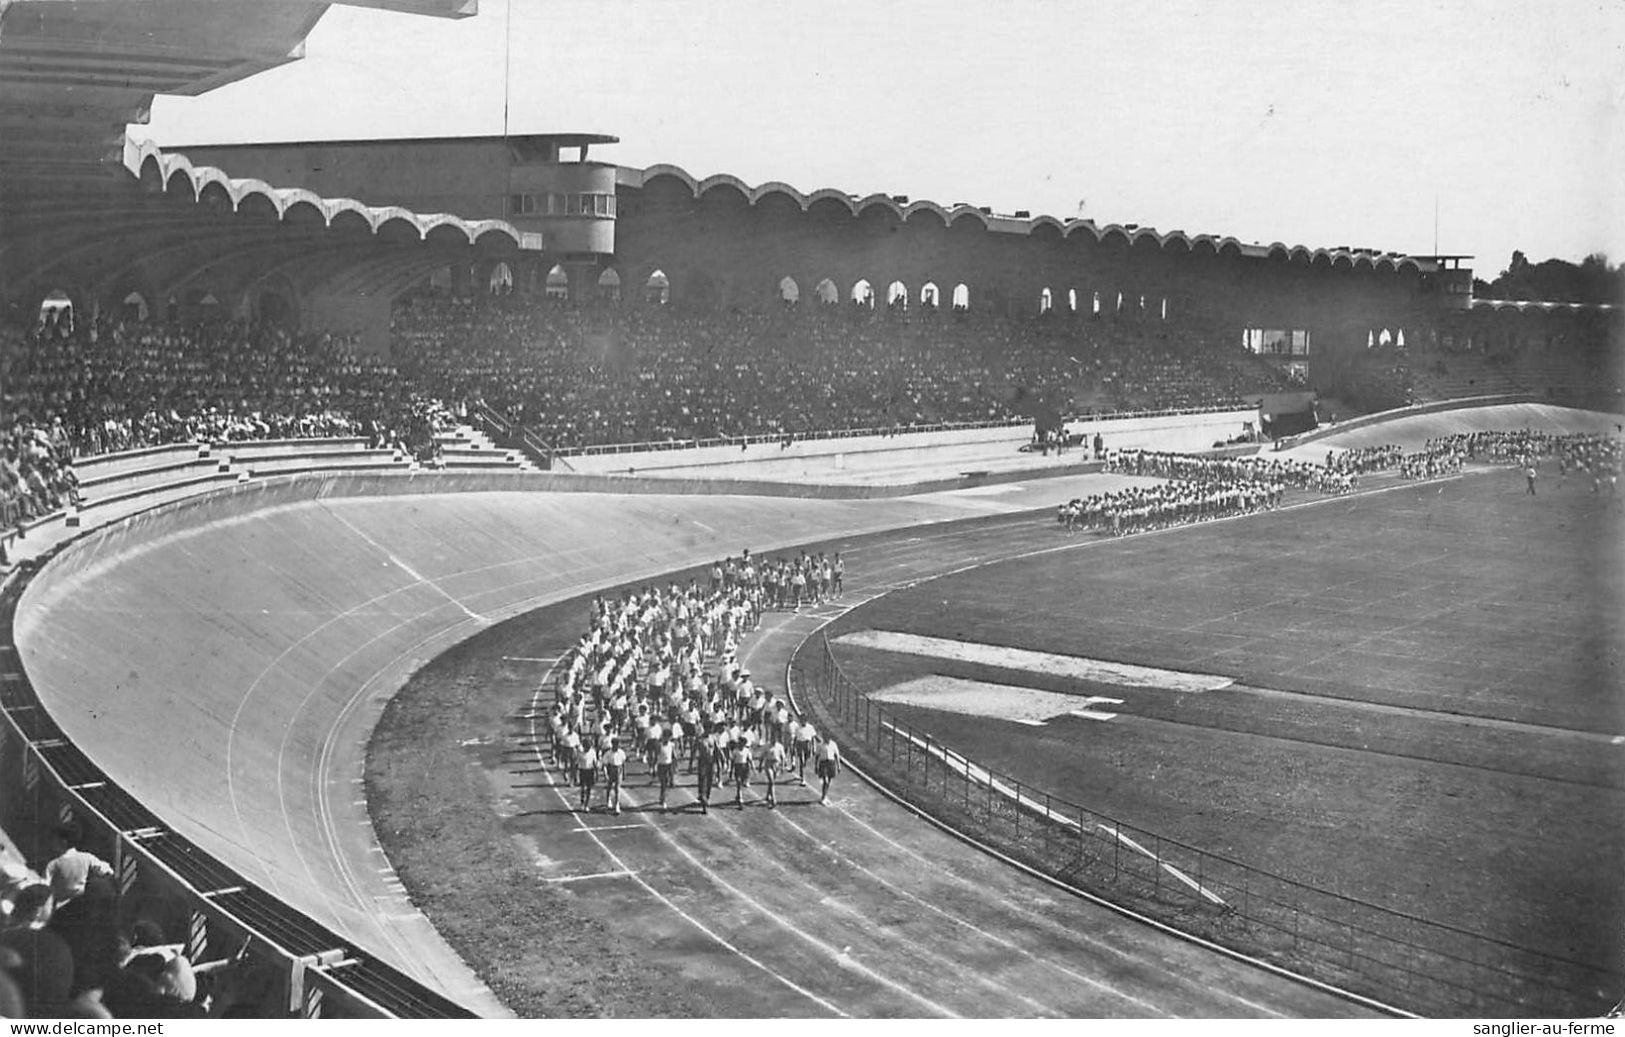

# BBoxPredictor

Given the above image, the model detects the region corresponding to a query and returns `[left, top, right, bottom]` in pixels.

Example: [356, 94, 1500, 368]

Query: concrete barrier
[568, 409, 1258, 479]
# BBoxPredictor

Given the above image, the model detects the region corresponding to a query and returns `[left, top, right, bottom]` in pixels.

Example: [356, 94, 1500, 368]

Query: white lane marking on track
[232, 547, 624, 945]
[742, 785, 1174, 1018]
[733, 624, 1132, 1017]
[524, 683, 850, 1018]
[604, 781, 963, 1019]
[299, 610, 486, 972]
[571, 823, 647, 833]
[327, 506, 484, 621]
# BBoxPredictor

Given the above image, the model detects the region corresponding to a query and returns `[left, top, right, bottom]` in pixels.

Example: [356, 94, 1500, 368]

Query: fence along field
[794, 471, 1624, 1017]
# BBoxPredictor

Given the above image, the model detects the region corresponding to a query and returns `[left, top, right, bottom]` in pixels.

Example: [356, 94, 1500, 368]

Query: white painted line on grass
[867, 675, 1127, 725]
[544, 869, 636, 884]
[837, 629, 1235, 693]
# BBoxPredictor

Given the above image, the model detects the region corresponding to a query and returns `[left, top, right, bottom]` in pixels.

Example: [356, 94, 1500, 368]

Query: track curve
[22, 403, 1609, 1015]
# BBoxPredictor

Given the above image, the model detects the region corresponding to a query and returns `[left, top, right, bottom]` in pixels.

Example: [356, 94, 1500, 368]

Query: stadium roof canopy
[0, 0, 530, 320]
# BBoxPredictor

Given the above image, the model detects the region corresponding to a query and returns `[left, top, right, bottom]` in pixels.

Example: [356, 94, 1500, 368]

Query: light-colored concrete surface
[568, 409, 1257, 485]
[1274, 403, 1619, 462]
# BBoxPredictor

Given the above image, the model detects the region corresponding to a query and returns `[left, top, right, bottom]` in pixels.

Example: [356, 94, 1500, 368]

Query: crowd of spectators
[550, 549, 846, 812]
[1, 313, 463, 539]
[0, 419, 78, 536]
[391, 296, 1295, 450]
[0, 821, 272, 1018]
[5, 294, 1298, 512]
[2, 316, 450, 458]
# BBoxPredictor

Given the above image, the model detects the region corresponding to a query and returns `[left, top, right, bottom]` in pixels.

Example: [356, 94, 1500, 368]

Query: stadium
[0, 0, 1621, 1021]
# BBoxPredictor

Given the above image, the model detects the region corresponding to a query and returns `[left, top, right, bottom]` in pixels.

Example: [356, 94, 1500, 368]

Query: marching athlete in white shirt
[816, 736, 842, 805]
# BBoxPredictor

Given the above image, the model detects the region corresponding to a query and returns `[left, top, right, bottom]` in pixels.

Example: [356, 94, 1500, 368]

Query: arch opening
[37, 289, 73, 337]
[778, 276, 801, 305]
[851, 279, 875, 308]
[951, 283, 969, 311]
[490, 262, 514, 296]
[886, 280, 909, 310]
[121, 291, 150, 323]
[597, 267, 622, 303]
[645, 269, 670, 306]
[546, 264, 570, 301]
[814, 278, 839, 305]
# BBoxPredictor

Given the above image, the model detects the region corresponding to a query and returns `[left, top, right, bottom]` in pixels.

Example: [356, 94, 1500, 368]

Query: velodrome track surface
[10, 471, 1175, 1015]
[10, 403, 1613, 1017]
[1278, 401, 1620, 461]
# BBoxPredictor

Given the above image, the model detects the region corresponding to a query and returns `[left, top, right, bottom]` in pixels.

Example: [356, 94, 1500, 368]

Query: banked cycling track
[14, 404, 1613, 1017]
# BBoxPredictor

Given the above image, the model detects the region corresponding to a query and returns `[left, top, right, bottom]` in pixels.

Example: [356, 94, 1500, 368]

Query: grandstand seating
[391, 296, 1296, 450]
[1410, 352, 1524, 402]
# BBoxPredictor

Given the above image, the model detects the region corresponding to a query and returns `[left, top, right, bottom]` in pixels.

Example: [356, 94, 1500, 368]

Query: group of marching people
[1426, 429, 1623, 483]
[548, 554, 845, 815]
[1395, 442, 1466, 480]
[1057, 478, 1284, 535]
[738, 551, 844, 611]
[1063, 430, 1623, 541]
[1324, 444, 1402, 475]
[1105, 448, 1361, 496]
[1060, 450, 1290, 535]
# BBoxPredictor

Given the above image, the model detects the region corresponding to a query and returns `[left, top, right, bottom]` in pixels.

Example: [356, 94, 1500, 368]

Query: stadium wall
[610, 172, 1433, 335]
[564, 408, 1258, 477]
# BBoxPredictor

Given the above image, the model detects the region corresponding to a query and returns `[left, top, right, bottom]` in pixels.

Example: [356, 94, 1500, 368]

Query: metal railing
[474, 400, 558, 471]
[793, 633, 1617, 1018]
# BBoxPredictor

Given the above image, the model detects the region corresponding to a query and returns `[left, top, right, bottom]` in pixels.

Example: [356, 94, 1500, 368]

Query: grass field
[823, 468, 1625, 993]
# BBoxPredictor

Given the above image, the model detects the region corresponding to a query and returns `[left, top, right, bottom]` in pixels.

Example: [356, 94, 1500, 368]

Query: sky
[141, 0, 1624, 279]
